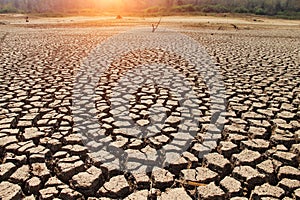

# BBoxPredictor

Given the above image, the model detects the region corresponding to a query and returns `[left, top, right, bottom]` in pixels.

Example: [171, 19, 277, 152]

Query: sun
[94, 0, 147, 13]
[97, 0, 124, 8]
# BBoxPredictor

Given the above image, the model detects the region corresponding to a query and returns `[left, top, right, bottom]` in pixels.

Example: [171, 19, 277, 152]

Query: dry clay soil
[0, 15, 300, 200]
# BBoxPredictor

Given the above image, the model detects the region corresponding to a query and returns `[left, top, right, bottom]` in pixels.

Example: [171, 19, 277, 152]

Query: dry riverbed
[0, 15, 300, 199]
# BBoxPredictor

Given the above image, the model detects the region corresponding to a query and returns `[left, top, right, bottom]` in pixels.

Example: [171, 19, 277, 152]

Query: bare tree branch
[152, 17, 161, 33]
[0, 32, 8, 44]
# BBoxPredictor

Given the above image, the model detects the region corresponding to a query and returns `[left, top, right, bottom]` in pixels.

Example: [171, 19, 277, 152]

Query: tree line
[0, 0, 299, 17]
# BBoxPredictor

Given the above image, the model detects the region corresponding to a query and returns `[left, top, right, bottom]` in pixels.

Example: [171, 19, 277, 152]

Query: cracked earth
[0, 20, 300, 200]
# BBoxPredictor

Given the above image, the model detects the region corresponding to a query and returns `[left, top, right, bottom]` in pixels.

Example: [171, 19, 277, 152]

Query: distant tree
[275, 1, 282, 12]
[0, 0, 299, 16]
[176, 0, 184, 5]
[165, 0, 174, 8]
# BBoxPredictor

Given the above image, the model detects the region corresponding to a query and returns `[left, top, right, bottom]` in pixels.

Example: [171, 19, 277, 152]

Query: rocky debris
[278, 166, 300, 180]
[232, 149, 262, 166]
[273, 151, 298, 167]
[241, 139, 270, 152]
[40, 138, 62, 153]
[250, 183, 285, 199]
[132, 172, 151, 189]
[100, 162, 121, 179]
[9, 165, 31, 183]
[158, 187, 192, 200]
[22, 127, 44, 141]
[283, 197, 294, 200]
[275, 144, 288, 151]
[220, 176, 242, 197]
[17, 141, 36, 154]
[278, 178, 300, 193]
[59, 188, 84, 200]
[180, 167, 218, 184]
[70, 166, 104, 195]
[203, 153, 231, 176]
[62, 144, 88, 157]
[0, 133, 18, 145]
[197, 182, 225, 200]
[39, 187, 59, 200]
[277, 111, 295, 120]
[182, 151, 199, 168]
[191, 143, 211, 158]
[294, 188, 300, 199]
[23, 195, 36, 200]
[291, 143, 300, 155]
[270, 134, 295, 148]
[256, 160, 276, 183]
[168, 157, 189, 175]
[232, 166, 265, 189]
[195, 167, 219, 183]
[63, 134, 83, 145]
[151, 168, 175, 189]
[217, 141, 238, 158]
[125, 190, 149, 200]
[227, 134, 248, 146]
[98, 175, 130, 198]
[0, 181, 24, 200]
[4, 153, 27, 166]
[165, 116, 182, 126]
[0, 162, 16, 181]
[25, 176, 42, 194]
[45, 176, 64, 188]
[248, 126, 269, 139]
[136, 119, 150, 127]
[31, 163, 51, 182]
[0, 118, 16, 129]
[149, 188, 162, 199]
[55, 156, 85, 181]
[230, 198, 248, 200]
[180, 169, 198, 182]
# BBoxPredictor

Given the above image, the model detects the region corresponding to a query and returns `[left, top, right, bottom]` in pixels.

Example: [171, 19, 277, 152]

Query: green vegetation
[0, 2, 18, 13]
[0, 0, 299, 19]
[145, 0, 300, 19]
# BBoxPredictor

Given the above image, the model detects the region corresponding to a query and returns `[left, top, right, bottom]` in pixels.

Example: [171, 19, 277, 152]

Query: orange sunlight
[98, 0, 123, 7]
[96, 0, 126, 12]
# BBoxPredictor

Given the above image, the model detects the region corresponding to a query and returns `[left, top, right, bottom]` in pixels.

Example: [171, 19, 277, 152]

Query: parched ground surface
[0, 16, 300, 200]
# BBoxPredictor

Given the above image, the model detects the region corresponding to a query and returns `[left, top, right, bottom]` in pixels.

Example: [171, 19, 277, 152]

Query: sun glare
[97, 0, 125, 10]
[98, 0, 144, 14]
